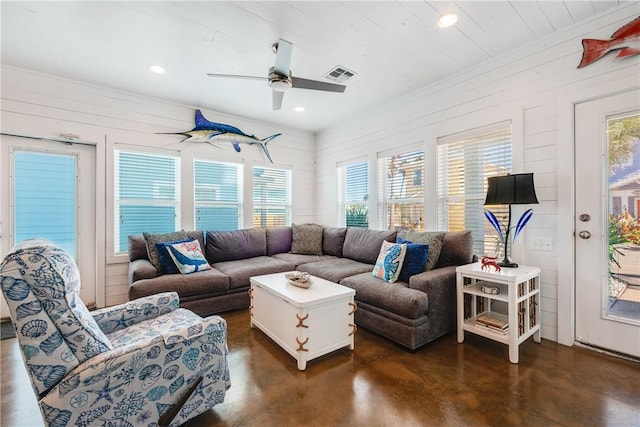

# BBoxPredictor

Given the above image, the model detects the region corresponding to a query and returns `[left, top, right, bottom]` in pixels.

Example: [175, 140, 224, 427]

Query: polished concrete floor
[2, 309, 639, 426]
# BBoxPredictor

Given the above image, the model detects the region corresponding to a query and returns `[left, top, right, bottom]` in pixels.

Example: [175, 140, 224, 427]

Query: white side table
[456, 262, 541, 363]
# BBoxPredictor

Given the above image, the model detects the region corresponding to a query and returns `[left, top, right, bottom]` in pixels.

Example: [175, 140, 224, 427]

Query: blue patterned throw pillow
[165, 239, 211, 274]
[372, 240, 407, 283]
[156, 238, 194, 274]
[396, 236, 430, 282]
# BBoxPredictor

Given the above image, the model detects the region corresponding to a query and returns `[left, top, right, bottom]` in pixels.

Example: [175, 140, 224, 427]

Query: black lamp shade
[484, 173, 539, 206]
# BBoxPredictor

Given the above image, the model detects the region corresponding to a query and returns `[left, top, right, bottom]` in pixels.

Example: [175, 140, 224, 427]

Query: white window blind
[340, 160, 369, 228]
[13, 150, 77, 257]
[195, 159, 242, 231]
[115, 149, 180, 253]
[378, 149, 425, 230]
[253, 166, 291, 227]
[437, 121, 512, 256]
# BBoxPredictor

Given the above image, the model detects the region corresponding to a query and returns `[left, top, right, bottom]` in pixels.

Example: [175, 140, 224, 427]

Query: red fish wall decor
[578, 15, 640, 68]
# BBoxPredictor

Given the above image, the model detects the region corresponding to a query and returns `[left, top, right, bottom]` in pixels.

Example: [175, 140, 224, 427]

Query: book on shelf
[475, 313, 508, 330]
[475, 322, 509, 335]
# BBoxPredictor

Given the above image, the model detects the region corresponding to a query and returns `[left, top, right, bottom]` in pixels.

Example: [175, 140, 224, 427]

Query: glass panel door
[575, 89, 640, 358]
[607, 112, 640, 323]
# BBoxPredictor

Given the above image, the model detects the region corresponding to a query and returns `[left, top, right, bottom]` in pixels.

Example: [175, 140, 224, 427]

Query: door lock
[579, 213, 591, 222]
[579, 230, 591, 239]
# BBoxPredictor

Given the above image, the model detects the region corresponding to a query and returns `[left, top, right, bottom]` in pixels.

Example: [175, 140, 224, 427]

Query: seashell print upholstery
[1, 239, 231, 426]
[1, 239, 112, 395]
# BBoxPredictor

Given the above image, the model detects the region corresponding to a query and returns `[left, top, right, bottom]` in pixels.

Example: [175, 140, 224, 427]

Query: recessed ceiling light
[148, 65, 166, 74]
[294, 106, 305, 112]
[437, 13, 458, 28]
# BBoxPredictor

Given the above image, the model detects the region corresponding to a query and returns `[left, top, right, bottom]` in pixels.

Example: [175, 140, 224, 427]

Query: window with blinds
[340, 160, 369, 228]
[114, 149, 180, 253]
[194, 159, 242, 231]
[436, 121, 512, 256]
[252, 166, 291, 227]
[378, 149, 425, 230]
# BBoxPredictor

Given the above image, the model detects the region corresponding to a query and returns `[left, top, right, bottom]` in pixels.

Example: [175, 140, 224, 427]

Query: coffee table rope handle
[349, 323, 357, 336]
[296, 313, 309, 328]
[348, 301, 357, 315]
[296, 337, 309, 352]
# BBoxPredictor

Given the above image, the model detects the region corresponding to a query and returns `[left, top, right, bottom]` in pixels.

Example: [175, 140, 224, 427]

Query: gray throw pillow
[266, 226, 293, 255]
[397, 231, 446, 271]
[323, 227, 347, 257]
[291, 223, 324, 255]
[143, 231, 189, 272]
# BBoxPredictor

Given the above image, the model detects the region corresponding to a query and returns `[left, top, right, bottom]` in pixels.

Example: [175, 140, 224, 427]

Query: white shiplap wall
[315, 3, 640, 342]
[0, 66, 316, 310]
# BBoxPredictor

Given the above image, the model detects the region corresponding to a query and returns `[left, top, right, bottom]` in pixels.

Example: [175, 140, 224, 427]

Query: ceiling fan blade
[291, 76, 346, 93]
[273, 39, 293, 76]
[206, 73, 267, 82]
[272, 90, 284, 110]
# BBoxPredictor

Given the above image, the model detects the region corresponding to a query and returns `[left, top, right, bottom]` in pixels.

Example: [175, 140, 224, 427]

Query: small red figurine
[481, 256, 501, 272]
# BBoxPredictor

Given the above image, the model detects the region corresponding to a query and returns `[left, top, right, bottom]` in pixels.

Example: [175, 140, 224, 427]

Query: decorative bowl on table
[285, 272, 312, 288]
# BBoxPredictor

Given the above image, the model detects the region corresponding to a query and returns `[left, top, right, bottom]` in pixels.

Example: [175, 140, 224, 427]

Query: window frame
[436, 120, 512, 257]
[113, 146, 181, 255]
[193, 157, 243, 231]
[377, 145, 425, 231]
[338, 158, 369, 228]
[252, 164, 292, 227]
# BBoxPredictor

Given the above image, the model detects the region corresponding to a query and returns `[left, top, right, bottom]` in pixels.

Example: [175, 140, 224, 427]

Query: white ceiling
[0, 1, 625, 132]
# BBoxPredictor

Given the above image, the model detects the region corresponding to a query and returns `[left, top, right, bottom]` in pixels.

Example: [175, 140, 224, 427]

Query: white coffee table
[249, 272, 356, 370]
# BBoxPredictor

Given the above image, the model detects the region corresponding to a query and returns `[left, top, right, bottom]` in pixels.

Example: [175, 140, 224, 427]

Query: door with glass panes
[1, 136, 97, 310]
[575, 89, 640, 358]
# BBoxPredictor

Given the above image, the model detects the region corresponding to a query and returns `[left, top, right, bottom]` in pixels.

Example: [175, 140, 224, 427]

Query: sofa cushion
[165, 239, 212, 274]
[396, 237, 430, 282]
[212, 256, 295, 289]
[297, 258, 374, 284]
[128, 234, 150, 262]
[129, 268, 229, 300]
[291, 223, 324, 255]
[143, 231, 189, 272]
[266, 226, 292, 255]
[130, 231, 204, 264]
[436, 231, 473, 268]
[340, 273, 428, 319]
[206, 228, 266, 262]
[372, 241, 407, 283]
[397, 231, 445, 271]
[323, 227, 347, 257]
[156, 238, 194, 274]
[342, 228, 397, 264]
[272, 253, 338, 267]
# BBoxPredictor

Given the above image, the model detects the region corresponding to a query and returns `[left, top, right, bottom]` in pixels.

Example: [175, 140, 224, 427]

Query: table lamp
[484, 173, 539, 268]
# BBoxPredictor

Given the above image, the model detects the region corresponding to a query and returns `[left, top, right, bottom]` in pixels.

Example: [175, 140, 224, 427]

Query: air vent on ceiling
[324, 66, 356, 83]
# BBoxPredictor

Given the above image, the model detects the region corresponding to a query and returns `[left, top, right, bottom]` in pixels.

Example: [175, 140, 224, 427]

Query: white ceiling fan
[207, 39, 346, 110]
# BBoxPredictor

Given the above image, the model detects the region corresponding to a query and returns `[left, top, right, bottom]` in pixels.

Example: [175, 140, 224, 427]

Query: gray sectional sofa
[128, 225, 472, 349]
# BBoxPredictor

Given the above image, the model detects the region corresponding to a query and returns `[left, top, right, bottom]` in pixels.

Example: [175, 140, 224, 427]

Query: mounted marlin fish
[162, 109, 281, 162]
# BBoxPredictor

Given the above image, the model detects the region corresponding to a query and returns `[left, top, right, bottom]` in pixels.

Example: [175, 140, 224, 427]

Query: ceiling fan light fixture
[437, 13, 458, 28]
[268, 68, 292, 92]
[269, 78, 292, 92]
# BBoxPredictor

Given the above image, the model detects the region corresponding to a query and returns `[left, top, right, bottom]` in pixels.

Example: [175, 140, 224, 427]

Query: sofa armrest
[92, 292, 180, 335]
[407, 266, 458, 329]
[407, 265, 457, 294]
[129, 258, 158, 284]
